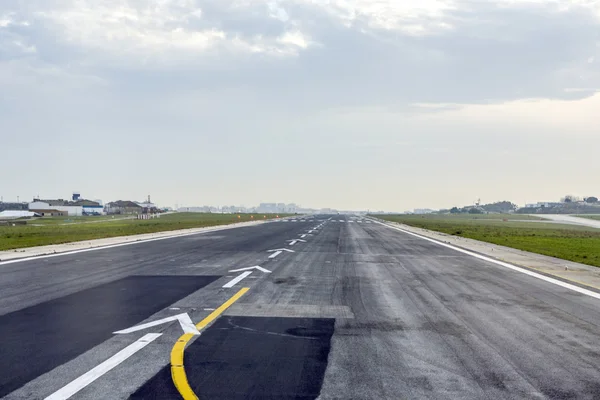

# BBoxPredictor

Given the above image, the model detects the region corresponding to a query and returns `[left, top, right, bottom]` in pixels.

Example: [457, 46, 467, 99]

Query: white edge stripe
[223, 271, 253, 288]
[44, 333, 162, 400]
[0, 221, 268, 266]
[371, 219, 600, 300]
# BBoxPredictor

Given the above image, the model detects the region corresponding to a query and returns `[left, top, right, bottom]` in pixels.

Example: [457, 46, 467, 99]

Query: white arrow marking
[223, 271, 253, 288]
[45, 333, 162, 400]
[229, 266, 271, 273]
[300, 234, 309, 238]
[287, 239, 307, 246]
[268, 248, 295, 253]
[114, 313, 199, 335]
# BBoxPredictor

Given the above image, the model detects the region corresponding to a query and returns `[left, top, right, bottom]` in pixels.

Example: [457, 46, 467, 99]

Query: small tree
[585, 196, 598, 204]
[450, 207, 460, 214]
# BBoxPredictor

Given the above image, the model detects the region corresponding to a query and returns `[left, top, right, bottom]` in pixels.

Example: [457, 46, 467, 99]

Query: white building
[29, 201, 82, 216]
[524, 202, 560, 208]
[29, 199, 103, 216]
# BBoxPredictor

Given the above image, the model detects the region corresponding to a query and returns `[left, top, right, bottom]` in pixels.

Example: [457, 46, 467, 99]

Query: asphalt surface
[2, 215, 600, 399]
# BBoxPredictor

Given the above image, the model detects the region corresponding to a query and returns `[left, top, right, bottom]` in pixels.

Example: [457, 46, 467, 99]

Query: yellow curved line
[171, 333, 197, 400]
[170, 287, 250, 400]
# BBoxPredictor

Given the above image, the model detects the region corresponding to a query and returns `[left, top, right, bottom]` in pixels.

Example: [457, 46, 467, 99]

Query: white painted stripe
[45, 333, 162, 400]
[372, 219, 600, 301]
[268, 250, 283, 259]
[223, 271, 253, 288]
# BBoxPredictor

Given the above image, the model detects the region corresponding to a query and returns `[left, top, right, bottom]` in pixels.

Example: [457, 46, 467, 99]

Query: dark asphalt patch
[131, 316, 335, 400]
[0, 275, 219, 398]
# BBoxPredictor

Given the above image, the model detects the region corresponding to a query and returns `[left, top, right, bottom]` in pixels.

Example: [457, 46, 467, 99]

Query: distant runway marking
[267, 248, 294, 259]
[374, 219, 600, 301]
[45, 333, 162, 400]
[222, 271, 253, 288]
[268, 250, 282, 259]
[171, 288, 249, 400]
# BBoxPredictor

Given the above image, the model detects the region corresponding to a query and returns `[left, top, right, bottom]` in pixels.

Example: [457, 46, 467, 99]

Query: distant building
[105, 201, 143, 215]
[136, 202, 158, 214]
[524, 202, 561, 209]
[179, 206, 212, 213]
[414, 209, 436, 214]
[80, 200, 104, 215]
[258, 203, 278, 213]
[29, 198, 102, 216]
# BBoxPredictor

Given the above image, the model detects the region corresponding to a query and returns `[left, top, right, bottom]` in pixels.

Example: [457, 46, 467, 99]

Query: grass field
[374, 214, 600, 268]
[0, 213, 290, 251]
[418, 214, 547, 221]
[577, 215, 600, 221]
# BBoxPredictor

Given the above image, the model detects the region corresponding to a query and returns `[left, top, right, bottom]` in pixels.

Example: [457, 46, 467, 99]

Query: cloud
[2, 0, 600, 116]
[16, 0, 317, 68]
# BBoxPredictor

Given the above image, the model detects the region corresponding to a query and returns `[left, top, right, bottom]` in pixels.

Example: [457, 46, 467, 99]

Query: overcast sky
[1, 0, 599, 211]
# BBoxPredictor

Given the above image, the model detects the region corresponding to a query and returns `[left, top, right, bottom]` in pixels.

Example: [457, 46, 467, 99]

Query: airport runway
[2, 215, 600, 399]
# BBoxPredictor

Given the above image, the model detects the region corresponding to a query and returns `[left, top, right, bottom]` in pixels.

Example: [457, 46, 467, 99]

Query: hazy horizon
[2, 1, 599, 211]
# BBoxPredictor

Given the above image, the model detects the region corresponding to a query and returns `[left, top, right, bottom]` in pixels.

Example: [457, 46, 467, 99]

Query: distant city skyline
[1, 191, 597, 215]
